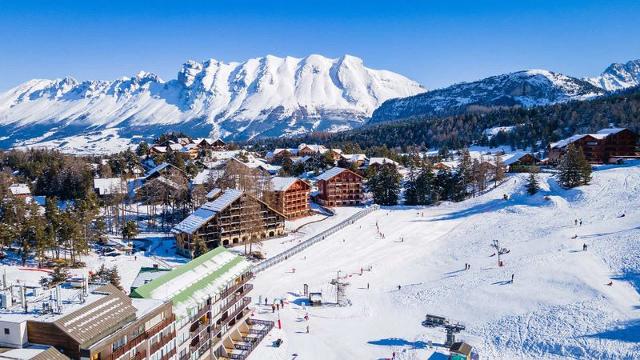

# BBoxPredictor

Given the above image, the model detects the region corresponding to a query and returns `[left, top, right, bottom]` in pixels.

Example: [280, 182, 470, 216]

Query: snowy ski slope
[249, 163, 640, 359]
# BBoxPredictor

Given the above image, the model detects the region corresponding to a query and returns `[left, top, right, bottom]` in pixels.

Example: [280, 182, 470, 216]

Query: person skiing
[511, 274, 514, 283]
[397, 285, 401, 290]
[575, 219, 578, 226]
[306, 325, 309, 333]
[579, 219, 583, 226]
[367, 282, 370, 290]
[271, 304, 275, 313]
[583, 243, 588, 251]
[606, 281, 613, 286]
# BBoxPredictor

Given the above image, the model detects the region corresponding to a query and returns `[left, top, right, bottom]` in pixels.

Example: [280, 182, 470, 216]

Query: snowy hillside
[249, 163, 640, 359]
[0, 54, 425, 150]
[587, 59, 640, 92]
[369, 69, 605, 123]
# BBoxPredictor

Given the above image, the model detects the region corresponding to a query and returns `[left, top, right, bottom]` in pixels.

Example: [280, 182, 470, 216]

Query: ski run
[247, 162, 640, 359]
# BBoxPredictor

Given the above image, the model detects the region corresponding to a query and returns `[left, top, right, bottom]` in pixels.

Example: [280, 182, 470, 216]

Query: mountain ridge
[0, 54, 425, 151]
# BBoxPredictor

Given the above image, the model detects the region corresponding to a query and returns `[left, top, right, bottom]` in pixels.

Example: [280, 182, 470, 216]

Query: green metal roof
[130, 246, 232, 300]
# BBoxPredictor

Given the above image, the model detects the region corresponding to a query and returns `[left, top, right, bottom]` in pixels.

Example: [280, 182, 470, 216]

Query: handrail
[254, 205, 379, 273]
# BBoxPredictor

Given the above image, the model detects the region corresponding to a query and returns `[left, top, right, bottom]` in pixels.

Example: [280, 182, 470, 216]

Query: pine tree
[109, 266, 123, 290]
[526, 173, 540, 195]
[558, 144, 592, 188]
[121, 220, 139, 242]
[193, 235, 209, 258]
[368, 164, 402, 205]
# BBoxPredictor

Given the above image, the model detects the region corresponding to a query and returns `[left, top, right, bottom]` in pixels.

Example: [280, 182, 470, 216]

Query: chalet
[503, 152, 540, 172]
[267, 148, 298, 161]
[130, 247, 272, 360]
[341, 154, 367, 168]
[326, 149, 343, 161]
[271, 177, 311, 219]
[171, 189, 286, 256]
[8, 184, 31, 199]
[93, 178, 127, 197]
[316, 167, 364, 207]
[366, 157, 399, 170]
[195, 138, 226, 151]
[149, 145, 167, 156]
[433, 162, 454, 171]
[548, 128, 638, 164]
[297, 144, 328, 157]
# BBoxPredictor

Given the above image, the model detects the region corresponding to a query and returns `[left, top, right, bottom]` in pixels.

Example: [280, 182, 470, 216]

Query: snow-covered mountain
[586, 59, 640, 91]
[0, 54, 425, 151]
[370, 69, 605, 124]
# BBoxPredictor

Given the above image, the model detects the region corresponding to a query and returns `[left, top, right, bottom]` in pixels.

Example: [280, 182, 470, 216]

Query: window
[4, 328, 9, 335]
[112, 336, 127, 351]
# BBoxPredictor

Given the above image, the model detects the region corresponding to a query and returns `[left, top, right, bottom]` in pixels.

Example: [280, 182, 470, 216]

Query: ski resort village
[0, 125, 637, 360]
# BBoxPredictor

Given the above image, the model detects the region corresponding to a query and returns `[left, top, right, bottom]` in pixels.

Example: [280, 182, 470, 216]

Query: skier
[306, 325, 310, 334]
[575, 219, 578, 226]
[265, 298, 268, 305]
[606, 281, 613, 286]
[276, 303, 280, 311]
[579, 219, 583, 226]
[583, 243, 588, 251]
[271, 304, 275, 313]
[280, 299, 284, 307]
[397, 285, 401, 290]
[367, 282, 370, 290]
[511, 274, 514, 283]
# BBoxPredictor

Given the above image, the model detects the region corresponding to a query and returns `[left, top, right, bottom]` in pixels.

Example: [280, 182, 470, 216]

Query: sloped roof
[450, 341, 472, 355]
[342, 153, 367, 162]
[368, 157, 399, 166]
[597, 127, 627, 135]
[53, 284, 136, 346]
[315, 167, 362, 181]
[145, 162, 170, 177]
[9, 183, 30, 196]
[172, 189, 243, 235]
[93, 178, 127, 195]
[271, 177, 299, 192]
[130, 247, 251, 318]
[206, 188, 222, 199]
[549, 134, 588, 149]
[502, 152, 538, 166]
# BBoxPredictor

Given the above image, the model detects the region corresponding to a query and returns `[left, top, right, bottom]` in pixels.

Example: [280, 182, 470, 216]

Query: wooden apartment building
[270, 177, 311, 219]
[316, 167, 364, 207]
[548, 128, 638, 164]
[172, 189, 286, 256]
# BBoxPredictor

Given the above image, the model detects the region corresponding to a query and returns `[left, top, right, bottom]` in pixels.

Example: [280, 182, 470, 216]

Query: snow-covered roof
[597, 127, 627, 135]
[298, 144, 328, 153]
[145, 162, 171, 177]
[316, 167, 351, 181]
[130, 247, 251, 318]
[168, 143, 183, 151]
[192, 169, 223, 185]
[9, 183, 30, 196]
[549, 134, 588, 149]
[151, 146, 167, 153]
[342, 153, 367, 162]
[368, 157, 399, 167]
[93, 178, 126, 195]
[502, 152, 537, 166]
[271, 177, 299, 192]
[172, 189, 243, 235]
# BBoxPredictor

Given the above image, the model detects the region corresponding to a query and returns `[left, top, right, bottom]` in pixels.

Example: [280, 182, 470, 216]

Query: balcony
[146, 314, 176, 338]
[190, 306, 210, 323]
[210, 297, 252, 337]
[131, 350, 147, 360]
[149, 330, 176, 355]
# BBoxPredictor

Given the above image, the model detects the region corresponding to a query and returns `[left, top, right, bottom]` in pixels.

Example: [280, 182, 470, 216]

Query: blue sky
[1, 0, 639, 91]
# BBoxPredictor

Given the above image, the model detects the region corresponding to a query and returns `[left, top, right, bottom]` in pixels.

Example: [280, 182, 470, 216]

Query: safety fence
[253, 205, 379, 273]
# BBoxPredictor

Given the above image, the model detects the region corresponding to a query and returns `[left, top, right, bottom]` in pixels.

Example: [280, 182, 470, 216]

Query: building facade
[130, 247, 273, 360]
[172, 189, 286, 257]
[316, 167, 364, 207]
[271, 177, 311, 219]
[548, 128, 638, 164]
